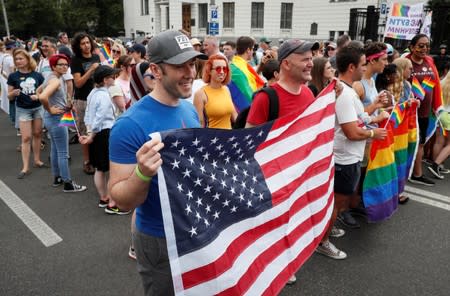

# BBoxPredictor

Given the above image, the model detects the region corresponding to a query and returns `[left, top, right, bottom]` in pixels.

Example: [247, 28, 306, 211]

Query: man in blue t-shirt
[109, 30, 207, 296]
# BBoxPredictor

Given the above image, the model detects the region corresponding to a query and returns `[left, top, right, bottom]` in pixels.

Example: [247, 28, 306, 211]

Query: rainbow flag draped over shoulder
[59, 111, 76, 127]
[363, 101, 418, 223]
[228, 55, 265, 112]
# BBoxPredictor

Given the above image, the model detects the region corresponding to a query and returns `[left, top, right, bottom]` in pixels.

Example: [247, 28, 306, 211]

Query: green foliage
[0, 0, 124, 39]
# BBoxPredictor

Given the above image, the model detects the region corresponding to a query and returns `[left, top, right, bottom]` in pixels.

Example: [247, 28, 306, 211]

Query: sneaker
[98, 199, 109, 208]
[52, 176, 64, 187]
[316, 240, 347, 260]
[286, 275, 296, 285]
[337, 211, 360, 229]
[128, 246, 137, 260]
[438, 164, 450, 174]
[63, 181, 87, 193]
[422, 158, 433, 165]
[409, 175, 435, 186]
[427, 163, 444, 179]
[105, 206, 131, 215]
[330, 226, 345, 238]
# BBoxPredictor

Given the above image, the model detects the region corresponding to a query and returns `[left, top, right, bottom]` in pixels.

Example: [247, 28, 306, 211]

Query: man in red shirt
[245, 39, 319, 127]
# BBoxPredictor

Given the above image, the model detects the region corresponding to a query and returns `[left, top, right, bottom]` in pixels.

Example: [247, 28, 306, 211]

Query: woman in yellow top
[194, 54, 237, 129]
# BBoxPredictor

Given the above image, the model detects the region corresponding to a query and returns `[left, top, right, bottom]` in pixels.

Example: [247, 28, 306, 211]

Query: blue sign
[209, 22, 219, 36]
[210, 5, 218, 21]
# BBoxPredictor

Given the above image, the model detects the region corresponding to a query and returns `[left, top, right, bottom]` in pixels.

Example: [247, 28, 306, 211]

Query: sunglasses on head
[213, 66, 228, 73]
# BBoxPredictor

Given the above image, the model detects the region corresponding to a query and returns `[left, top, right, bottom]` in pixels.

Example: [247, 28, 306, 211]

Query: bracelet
[135, 165, 152, 182]
[369, 130, 374, 138]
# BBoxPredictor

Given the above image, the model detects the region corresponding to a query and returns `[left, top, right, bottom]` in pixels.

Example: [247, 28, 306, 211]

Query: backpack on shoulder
[232, 87, 279, 129]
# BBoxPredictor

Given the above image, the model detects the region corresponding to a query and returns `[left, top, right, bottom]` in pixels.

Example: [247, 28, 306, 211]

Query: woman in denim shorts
[7, 49, 45, 178]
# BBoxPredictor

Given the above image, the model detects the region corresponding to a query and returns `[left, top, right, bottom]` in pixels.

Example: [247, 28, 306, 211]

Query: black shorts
[418, 117, 429, 145]
[334, 162, 361, 195]
[89, 129, 110, 172]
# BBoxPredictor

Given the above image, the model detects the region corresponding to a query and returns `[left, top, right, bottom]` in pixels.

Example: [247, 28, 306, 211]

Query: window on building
[223, 2, 235, 28]
[141, 0, 149, 16]
[329, 31, 336, 41]
[251, 2, 264, 29]
[199, 3, 208, 28]
[310, 22, 318, 35]
[280, 3, 293, 29]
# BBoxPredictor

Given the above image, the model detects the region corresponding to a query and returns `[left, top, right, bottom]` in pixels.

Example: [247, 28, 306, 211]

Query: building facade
[124, 0, 425, 41]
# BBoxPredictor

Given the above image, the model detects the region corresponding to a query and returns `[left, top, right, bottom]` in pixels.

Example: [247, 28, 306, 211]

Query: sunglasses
[112, 49, 120, 54]
[213, 66, 228, 73]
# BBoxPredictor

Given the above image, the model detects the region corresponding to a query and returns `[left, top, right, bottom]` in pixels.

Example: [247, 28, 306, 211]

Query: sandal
[399, 194, 409, 204]
[83, 162, 95, 175]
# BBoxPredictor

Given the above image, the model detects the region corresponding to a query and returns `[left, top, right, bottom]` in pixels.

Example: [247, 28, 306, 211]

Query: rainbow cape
[411, 76, 425, 100]
[363, 101, 419, 223]
[59, 111, 76, 127]
[391, 3, 410, 17]
[228, 55, 264, 112]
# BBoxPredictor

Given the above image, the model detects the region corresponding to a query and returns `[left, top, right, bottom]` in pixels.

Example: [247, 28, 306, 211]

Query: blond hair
[13, 48, 37, 71]
[389, 58, 412, 102]
[441, 71, 450, 107]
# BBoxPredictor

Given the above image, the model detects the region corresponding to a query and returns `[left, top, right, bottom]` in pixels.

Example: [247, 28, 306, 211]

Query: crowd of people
[1, 29, 449, 295]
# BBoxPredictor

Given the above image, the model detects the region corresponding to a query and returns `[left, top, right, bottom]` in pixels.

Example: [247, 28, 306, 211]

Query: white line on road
[404, 185, 449, 211]
[404, 185, 450, 203]
[0, 180, 62, 247]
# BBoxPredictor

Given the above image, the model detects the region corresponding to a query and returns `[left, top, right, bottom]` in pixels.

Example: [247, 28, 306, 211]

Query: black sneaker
[337, 211, 360, 229]
[409, 175, 435, 186]
[98, 200, 109, 208]
[105, 206, 131, 215]
[63, 181, 87, 193]
[52, 176, 64, 187]
[427, 163, 444, 180]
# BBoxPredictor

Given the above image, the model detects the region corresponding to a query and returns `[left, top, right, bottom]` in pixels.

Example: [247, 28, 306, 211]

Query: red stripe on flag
[217, 190, 334, 296]
[181, 169, 334, 289]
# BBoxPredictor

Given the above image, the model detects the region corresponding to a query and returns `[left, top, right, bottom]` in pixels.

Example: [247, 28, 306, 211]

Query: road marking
[0, 180, 62, 247]
[404, 185, 450, 211]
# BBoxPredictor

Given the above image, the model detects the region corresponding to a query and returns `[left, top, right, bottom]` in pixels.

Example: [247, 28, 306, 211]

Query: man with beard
[70, 32, 100, 175]
[108, 30, 207, 295]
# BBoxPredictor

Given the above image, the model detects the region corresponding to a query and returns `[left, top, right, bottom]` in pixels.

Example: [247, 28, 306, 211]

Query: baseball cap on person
[440, 44, 447, 49]
[130, 43, 146, 57]
[93, 65, 120, 84]
[190, 38, 202, 46]
[148, 30, 207, 65]
[260, 37, 271, 44]
[5, 40, 16, 50]
[277, 39, 320, 62]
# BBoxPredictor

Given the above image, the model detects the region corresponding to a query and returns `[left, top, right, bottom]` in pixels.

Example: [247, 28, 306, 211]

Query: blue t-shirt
[109, 95, 200, 237]
[7, 71, 44, 109]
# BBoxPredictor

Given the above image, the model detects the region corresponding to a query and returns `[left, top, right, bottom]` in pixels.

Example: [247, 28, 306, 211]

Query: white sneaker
[330, 226, 345, 238]
[316, 240, 347, 260]
[286, 275, 296, 285]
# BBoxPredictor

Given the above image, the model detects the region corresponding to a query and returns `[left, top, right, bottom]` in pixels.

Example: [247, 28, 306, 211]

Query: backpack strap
[263, 87, 279, 121]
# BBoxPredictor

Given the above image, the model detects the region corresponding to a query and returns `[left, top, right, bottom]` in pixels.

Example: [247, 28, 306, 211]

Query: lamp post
[1, 0, 10, 38]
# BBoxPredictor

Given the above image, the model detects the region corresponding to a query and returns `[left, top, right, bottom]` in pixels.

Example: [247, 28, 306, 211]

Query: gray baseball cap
[148, 30, 207, 65]
[278, 39, 320, 62]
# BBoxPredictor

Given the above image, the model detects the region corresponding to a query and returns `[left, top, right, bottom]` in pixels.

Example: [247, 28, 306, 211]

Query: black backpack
[232, 87, 279, 129]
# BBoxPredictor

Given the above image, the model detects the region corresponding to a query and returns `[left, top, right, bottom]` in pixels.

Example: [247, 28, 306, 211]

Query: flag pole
[71, 110, 81, 137]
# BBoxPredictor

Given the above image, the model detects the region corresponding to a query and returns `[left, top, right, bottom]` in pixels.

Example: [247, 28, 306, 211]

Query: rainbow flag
[99, 45, 113, 65]
[421, 76, 435, 93]
[59, 111, 76, 127]
[363, 101, 418, 222]
[411, 76, 425, 100]
[228, 55, 265, 112]
[390, 101, 407, 128]
[30, 39, 38, 51]
[391, 3, 410, 17]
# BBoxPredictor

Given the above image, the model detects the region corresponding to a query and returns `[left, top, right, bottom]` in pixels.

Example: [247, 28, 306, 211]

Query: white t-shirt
[0, 53, 14, 77]
[334, 83, 367, 165]
[185, 79, 205, 104]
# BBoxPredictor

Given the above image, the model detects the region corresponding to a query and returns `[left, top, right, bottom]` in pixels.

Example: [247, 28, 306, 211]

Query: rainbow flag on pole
[99, 45, 114, 65]
[59, 111, 76, 127]
[228, 56, 264, 112]
[421, 76, 435, 93]
[411, 77, 425, 100]
[363, 101, 418, 223]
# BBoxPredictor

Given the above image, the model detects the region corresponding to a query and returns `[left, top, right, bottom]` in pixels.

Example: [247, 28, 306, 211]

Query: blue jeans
[44, 113, 71, 181]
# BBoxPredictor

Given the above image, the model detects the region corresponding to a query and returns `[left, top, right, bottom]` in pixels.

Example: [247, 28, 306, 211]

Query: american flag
[152, 82, 336, 295]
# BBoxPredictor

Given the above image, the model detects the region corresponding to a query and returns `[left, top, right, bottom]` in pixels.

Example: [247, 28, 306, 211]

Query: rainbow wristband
[135, 165, 152, 182]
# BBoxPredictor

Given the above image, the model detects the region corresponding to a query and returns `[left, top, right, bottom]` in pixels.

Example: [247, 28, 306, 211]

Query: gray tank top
[42, 73, 67, 109]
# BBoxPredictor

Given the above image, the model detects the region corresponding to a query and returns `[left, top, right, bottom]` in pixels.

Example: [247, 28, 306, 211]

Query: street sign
[209, 22, 219, 36]
[210, 5, 218, 22]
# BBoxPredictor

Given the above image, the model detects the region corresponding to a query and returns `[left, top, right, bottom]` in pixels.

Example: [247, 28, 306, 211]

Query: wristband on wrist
[135, 165, 152, 182]
[369, 130, 374, 138]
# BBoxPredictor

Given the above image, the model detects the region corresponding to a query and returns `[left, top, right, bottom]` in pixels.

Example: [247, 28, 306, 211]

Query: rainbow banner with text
[384, 2, 425, 40]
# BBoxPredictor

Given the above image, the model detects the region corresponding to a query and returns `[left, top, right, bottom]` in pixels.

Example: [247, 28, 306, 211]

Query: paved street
[0, 110, 449, 296]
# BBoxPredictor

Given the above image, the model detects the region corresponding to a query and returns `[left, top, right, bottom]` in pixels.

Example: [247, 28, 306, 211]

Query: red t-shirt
[246, 82, 316, 125]
[410, 59, 435, 118]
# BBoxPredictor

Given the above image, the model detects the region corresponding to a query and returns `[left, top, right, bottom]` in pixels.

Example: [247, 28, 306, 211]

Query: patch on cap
[175, 35, 192, 50]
